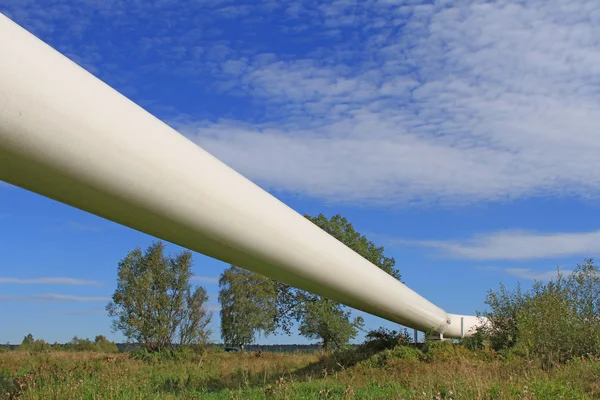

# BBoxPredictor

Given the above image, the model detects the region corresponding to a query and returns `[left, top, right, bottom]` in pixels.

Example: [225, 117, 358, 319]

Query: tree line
[33, 210, 595, 365]
[13, 333, 119, 353]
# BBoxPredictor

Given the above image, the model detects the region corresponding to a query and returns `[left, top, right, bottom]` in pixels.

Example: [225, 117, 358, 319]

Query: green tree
[298, 298, 364, 350]
[479, 282, 525, 350]
[217, 213, 399, 351]
[21, 333, 34, 346]
[305, 214, 400, 281]
[284, 214, 398, 350]
[20, 334, 50, 353]
[106, 241, 212, 352]
[179, 285, 212, 346]
[94, 335, 119, 353]
[218, 265, 278, 350]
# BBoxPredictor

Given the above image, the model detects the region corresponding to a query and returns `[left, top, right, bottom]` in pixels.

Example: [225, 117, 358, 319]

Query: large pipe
[0, 14, 482, 338]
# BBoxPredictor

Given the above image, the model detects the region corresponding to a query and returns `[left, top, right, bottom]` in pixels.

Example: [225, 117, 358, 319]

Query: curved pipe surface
[0, 14, 482, 338]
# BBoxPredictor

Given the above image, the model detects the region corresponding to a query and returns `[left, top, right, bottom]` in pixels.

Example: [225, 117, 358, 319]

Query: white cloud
[0, 294, 110, 302]
[410, 230, 600, 261]
[503, 268, 571, 281]
[0, 277, 102, 286]
[191, 275, 220, 284]
[5, 1, 600, 206]
[179, 0, 600, 206]
[478, 266, 572, 281]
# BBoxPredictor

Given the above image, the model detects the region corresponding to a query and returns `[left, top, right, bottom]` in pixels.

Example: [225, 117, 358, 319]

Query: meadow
[1, 342, 599, 400]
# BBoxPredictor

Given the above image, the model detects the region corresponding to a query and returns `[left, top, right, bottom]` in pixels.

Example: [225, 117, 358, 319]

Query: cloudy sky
[1, 0, 600, 344]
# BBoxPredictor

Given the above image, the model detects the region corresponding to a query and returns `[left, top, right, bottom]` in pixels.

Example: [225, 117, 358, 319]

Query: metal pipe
[0, 14, 483, 338]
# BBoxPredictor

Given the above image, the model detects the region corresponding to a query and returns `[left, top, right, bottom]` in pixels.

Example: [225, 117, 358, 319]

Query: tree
[20, 334, 50, 352]
[305, 214, 400, 281]
[179, 285, 212, 346]
[94, 335, 119, 353]
[219, 265, 278, 350]
[21, 333, 34, 346]
[106, 241, 212, 352]
[298, 298, 364, 350]
[217, 213, 400, 351]
[281, 214, 399, 349]
[479, 282, 525, 350]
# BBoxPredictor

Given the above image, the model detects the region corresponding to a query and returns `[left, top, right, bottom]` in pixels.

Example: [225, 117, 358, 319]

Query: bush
[517, 265, 600, 366]
[130, 346, 207, 364]
[62, 335, 119, 353]
[478, 282, 525, 351]
[422, 341, 473, 362]
[20, 339, 51, 353]
[361, 345, 424, 368]
[480, 259, 600, 365]
[92, 335, 119, 353]
[360, 327, 412, 353]
[461, 330, 488, 351]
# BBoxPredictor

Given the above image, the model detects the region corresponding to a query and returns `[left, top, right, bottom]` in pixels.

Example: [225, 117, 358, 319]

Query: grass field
[1, 344, 599, 399]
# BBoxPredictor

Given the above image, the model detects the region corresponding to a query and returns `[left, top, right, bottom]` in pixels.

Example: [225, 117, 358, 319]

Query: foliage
[93, 335, 119, 353]
[19, 340, 51, 353]
[218, 265, 278, 349]
[479, 282, 525, 350]
[362, 345, 424, 368]
[277, 213, 400, 349]
[298, 298, 364, 351]
[62, 335, 119, 353]
[21, 334, 34, 346]
[480, 258, 600, 365]
[461, 328, 488, 351]
[360, 327, 412, 352]
[2, 345, 599, 399]
[18, 334, 51, 353]
[422, 341, 475, 362]
[517, 261, 600, 366]
[179, 286, 212, 346]
[305, 214, 401, 281]
[217, 213, 399, 351]
[106, 241, 212, 352]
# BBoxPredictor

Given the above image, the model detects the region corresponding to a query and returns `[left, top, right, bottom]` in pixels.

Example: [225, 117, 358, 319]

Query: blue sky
[2, 0, 600, 345]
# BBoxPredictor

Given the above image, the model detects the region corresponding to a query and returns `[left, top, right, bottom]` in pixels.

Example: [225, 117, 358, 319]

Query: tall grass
[1, 343, 599, 399]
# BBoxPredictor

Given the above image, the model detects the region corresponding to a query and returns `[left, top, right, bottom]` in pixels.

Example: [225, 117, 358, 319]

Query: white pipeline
[0, 14, 483, 338]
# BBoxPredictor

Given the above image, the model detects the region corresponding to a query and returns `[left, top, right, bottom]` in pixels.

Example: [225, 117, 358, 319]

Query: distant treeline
[0, 342, 329, 353]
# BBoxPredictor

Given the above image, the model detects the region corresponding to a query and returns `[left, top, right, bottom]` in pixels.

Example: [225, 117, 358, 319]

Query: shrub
[480, 259, 600, 365]
[461, 329, 488, 351]
[19, 339, 51, 353]
[93, 335, 119, 353]
[517, 264, 600, 366]
[478, 282, 526, 351]
[62, 335, 119, 353]
[130, 346, 206, 363]
[422, 341, 473, 362]
[360, 327, 412, 353]
[361, 345, 424, 368]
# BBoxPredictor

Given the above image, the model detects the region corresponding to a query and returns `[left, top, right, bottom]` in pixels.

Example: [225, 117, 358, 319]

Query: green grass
[1, 345, 599, 399]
